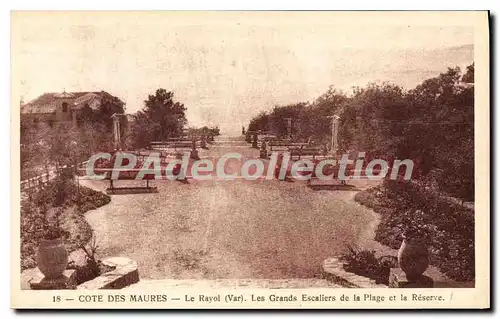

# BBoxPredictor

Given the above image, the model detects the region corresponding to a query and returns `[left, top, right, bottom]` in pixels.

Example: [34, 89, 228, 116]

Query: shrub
[75, 187, 111, 209]
[77, 202, 97, 214]
[21, 179, 111, 270]
[41, 225, 70, 240]
[341, 245, 398, 285]
[355, 180, 475, 281]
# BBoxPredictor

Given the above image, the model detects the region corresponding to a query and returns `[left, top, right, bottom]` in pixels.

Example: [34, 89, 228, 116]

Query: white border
[3, 1, 498, 318]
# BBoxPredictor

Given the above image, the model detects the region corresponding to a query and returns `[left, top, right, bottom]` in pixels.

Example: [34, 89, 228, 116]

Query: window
[62, 102, 68, 112]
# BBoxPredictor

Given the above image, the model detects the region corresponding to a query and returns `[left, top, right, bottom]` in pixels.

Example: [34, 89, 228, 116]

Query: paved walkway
[125, 278, 342, 290]
[81, 135, 380, 283]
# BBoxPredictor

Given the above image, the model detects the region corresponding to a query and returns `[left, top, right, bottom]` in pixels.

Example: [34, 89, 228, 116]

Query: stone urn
[190, 149, 199, 160]
[37, 237, 68, 279]
[252, 134, 258, 148]
[260, 141, 268, 159]
[397, 235, 429, 281]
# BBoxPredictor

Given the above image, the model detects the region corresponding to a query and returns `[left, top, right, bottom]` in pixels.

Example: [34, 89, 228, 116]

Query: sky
[13, 12, 475, 135]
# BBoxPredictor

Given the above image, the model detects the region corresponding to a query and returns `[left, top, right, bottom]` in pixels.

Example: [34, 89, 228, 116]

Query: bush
[41, 225, 70, 240]
[21, 180, 111, 270]
[354, 180, 474, 281]
[76, 187, 111, 210]
[341, 245, 397, 285]
[77, 202, 97, 214]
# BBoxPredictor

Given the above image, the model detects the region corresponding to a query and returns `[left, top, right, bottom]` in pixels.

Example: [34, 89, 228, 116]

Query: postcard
[11, 10, 489, 309]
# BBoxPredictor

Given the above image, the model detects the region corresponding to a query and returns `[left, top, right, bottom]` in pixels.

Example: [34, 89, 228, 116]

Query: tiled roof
[74, 92, 100, 108]
[20, 91, 120, 114]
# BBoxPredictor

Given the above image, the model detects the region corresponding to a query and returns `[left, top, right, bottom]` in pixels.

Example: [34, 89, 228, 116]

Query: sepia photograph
[10, 10, 489, 309]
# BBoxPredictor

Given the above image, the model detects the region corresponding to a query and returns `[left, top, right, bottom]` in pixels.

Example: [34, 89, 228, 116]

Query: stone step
[211, 140, 249, 144]
[208, 146, 252, 149]
[124, 278, 342, 290]
[211, 143, 249, 146]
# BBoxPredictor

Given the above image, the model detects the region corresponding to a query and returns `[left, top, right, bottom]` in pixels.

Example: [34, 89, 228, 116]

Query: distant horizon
[19, 45, 474, 135]
[14, 12, 474, 135]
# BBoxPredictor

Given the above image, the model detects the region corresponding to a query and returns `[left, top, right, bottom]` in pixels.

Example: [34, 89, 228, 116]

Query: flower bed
[340, 246, 397, 285]
[354, 180, 474, 281]
[21, 175, 111, 270]
[322, 257, 388, 288]
[68, 257, 116, 285]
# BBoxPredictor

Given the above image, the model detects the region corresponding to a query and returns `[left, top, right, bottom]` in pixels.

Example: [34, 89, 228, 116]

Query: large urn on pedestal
[37, 237, 68, 279]
[397, 235, 429, 281]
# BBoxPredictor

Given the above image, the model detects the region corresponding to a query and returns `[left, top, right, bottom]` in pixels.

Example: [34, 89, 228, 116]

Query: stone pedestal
[252, 134, 258, 148]
[111, 113, 123, 150]
[29, 269, 78, 290]
[78, 257, 139, 290]
[190, 149, 199, 160]
[260, 141, 268, 159]
[389, 268, 434, 288]
[260, 149, 268, 159]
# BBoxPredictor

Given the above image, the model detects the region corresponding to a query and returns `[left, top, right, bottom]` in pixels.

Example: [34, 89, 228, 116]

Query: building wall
[54, 98, 75, 122]
[22, 98, 77, 126]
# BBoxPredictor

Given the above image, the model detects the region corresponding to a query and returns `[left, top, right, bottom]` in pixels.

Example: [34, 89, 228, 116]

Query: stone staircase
[211, 135, 248, 145]
[124, 278, 342, 290]
[204, 135, 253, 151]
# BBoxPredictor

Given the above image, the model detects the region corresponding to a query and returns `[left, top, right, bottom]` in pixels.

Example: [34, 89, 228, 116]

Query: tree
[76, 92, 126, 133]
[306, 87, 347, 144]
[246, 64, 475, 201]
[20, 92, 127, 182]
[268, 103, 306, 138]
[246, 87, 347, 144]
[462, 63, 474, 84]
[247, 111, 270, 133]
[338, 83, 406, 157]
[130, 89, 187, 149]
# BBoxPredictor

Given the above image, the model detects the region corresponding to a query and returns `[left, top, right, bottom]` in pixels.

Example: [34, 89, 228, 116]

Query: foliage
[461, 63, 474, 83]
[340, 245, 398, 285]
[338, 83, 406, 157]
[41, 225, 70, 240]
[81, 232, 100, 277]
[354, 180, 474, 281]
[21, 180, 111, 270]
[188, 125, 220, 138]
[21, 93, 127, 179]
[247, 111, 270, 133]
[247, 87, 347, 144]
[76, 92, 126, 132]
[246, 64, 474, 202]
[129, 89, 187, 149]
[397, 210, 434, 241]
[210, 126, 220, 136]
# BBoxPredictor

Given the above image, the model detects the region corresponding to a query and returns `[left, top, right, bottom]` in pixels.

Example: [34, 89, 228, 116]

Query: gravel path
[81, 136, 379, 281]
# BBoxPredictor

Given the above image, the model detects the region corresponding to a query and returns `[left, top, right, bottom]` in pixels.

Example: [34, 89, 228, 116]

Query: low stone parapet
[23, 256, 139, 290]
[322, 257, 387, 288]
[78, 257, 139, 290]
[29, 269, 78, 290]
